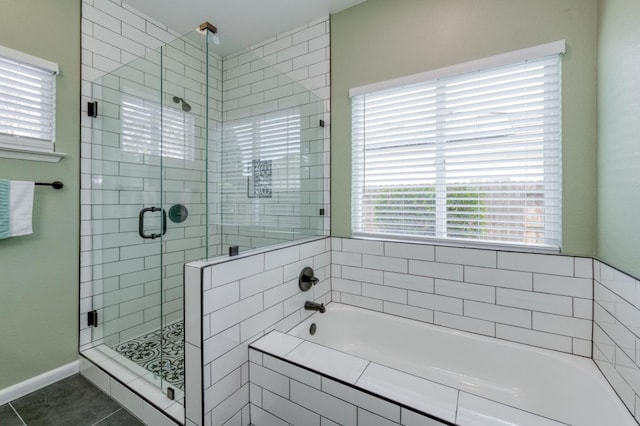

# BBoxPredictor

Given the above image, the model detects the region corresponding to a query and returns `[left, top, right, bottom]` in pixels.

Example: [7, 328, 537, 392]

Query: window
[0, 45, 59, 160]
[121, 94, 196, 161]
[351, 42, 564, 249]
[231, 110, 301, 193]
[223, 110, 302, 227]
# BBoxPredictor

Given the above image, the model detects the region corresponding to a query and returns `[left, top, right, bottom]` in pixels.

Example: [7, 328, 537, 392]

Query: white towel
[0, 179, 34, 240]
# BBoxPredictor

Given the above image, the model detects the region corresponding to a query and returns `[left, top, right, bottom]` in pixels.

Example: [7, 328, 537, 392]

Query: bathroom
[0, 0, 639, 424]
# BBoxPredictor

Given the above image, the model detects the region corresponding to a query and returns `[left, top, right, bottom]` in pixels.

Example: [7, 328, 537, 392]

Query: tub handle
[299, 266, 319, 291]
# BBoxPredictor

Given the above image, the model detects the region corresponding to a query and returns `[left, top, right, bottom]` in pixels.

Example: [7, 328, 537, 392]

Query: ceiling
[123, 0, 367, 52]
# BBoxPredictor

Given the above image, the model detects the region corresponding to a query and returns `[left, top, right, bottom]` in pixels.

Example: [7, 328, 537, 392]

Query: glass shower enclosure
[82, 23, 325, 416]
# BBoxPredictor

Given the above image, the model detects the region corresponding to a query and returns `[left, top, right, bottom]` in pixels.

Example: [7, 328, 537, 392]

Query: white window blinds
[352, 52, 562, 249]
[231, 111, 301, 192]
[121, 94, 195, 161]
[0, 48, 58, 151]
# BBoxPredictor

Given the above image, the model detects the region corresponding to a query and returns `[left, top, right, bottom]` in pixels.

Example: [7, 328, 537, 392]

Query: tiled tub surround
[184, 237, 331, 426]
[250, 310, 634, 426]
[249, 340, 454, 426]
[593, 260, 640, 421]
[331, 238, 594, 357]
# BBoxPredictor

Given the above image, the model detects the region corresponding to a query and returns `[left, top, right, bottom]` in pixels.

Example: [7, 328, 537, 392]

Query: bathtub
[282, 303, 634, 426]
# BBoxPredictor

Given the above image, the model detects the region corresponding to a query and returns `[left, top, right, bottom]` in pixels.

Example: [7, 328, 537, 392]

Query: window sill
[352, 232, 561, 255]
[0, 146, 66, 163]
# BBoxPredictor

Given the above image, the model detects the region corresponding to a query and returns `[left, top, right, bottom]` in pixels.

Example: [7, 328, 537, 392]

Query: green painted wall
[597, 0, 640, 277]
[331, 0, 597, 256]
[0, 0, 80, 389]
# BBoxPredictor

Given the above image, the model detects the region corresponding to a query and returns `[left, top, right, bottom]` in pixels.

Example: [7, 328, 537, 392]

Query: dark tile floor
[0, 374, 143, 426]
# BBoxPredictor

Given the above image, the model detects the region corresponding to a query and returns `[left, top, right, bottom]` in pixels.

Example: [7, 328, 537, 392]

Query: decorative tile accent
[114, 321, 184, 391]
[249, 160, 272, 198]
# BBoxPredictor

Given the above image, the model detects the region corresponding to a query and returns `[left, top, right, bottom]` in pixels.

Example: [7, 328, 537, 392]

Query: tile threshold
[80, 350, 184, 424]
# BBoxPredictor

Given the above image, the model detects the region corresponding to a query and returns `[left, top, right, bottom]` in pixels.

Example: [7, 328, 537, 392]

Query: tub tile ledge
[456, 393, 565, 426]
[285, 341, 369, 384]
[251, 330, 305, 358]
[249, 331, 580, 426]
[356, 363, 458, 423]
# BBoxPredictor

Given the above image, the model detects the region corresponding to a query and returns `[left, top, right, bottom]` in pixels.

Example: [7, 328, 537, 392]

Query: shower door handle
[138, 207, 167, 239]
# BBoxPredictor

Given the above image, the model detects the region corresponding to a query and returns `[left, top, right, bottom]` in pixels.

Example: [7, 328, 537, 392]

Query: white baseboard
[0, 360, 80, 406]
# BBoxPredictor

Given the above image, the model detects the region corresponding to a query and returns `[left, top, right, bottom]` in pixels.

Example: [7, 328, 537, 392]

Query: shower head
[172, 96, 191, 112]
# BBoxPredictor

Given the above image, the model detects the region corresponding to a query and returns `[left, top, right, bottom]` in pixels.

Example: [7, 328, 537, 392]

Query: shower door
[88, 31, 214, 404]
[89, 43, 171, 397]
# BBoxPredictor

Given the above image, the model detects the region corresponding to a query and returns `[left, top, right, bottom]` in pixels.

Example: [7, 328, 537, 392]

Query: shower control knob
[299, 266, 319, 292]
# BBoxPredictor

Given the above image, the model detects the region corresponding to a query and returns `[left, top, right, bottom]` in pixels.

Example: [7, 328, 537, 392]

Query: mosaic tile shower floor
[113, 321, 184, 391]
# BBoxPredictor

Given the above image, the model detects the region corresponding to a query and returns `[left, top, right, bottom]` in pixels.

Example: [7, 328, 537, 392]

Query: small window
[351, 43, 564, 249]
[0, 45, 58, 156]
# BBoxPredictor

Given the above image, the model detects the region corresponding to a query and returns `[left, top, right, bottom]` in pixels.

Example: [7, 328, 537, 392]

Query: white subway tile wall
[331, 238, 594, 357]
[220, 19, 331, 251]
[249, 349, 450, 426]
[75, 5, 640, 425]
[182, 236, 640, 425]
[593, 260, 640, 420]
[80, 0, 330, 357]
[184, 238, 331, 426]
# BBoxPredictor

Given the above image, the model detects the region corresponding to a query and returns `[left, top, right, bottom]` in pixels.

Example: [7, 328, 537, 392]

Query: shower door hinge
[87, 310, 98, 327]
[319, 119, 325, 127]
[167, 387, 175, 400]
[87, 101, 98, 117]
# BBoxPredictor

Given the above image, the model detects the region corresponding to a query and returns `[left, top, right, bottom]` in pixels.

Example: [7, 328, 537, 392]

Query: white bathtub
[289, 303, 634, 426]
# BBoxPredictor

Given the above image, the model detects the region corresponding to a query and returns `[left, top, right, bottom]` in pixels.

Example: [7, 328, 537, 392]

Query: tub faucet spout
[305, 301, 325, 313]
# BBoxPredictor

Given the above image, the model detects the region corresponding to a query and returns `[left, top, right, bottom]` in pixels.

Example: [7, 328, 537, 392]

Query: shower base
[113, 321, 184, 391]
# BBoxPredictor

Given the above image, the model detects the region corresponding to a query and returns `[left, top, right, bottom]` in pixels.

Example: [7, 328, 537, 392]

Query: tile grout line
[90, 408, 123, 426]
[9, 402, 27, 426]
[353, 361, 371, 385]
